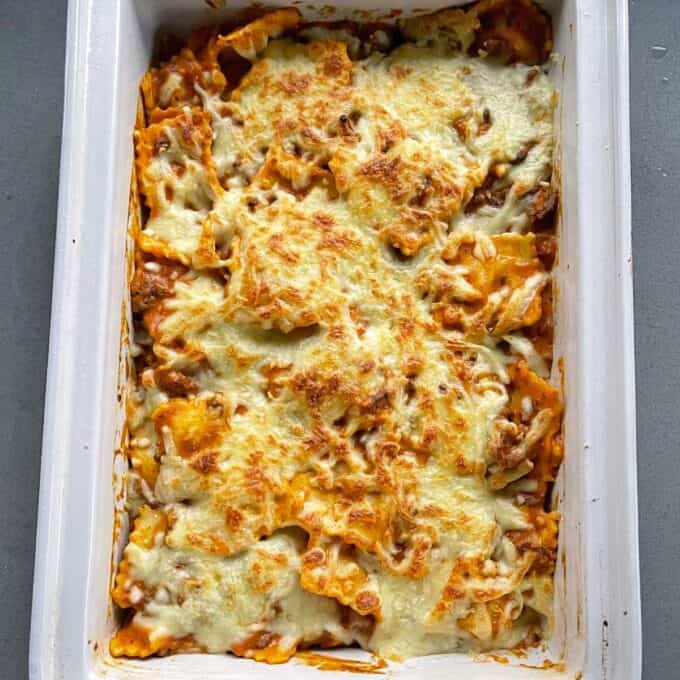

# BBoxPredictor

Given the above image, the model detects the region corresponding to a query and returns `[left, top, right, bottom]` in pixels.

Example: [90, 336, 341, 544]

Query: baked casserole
[112, 0, 562, 663]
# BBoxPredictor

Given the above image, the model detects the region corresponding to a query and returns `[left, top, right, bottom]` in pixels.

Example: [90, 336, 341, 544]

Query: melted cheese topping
[114, 0, 562, 664]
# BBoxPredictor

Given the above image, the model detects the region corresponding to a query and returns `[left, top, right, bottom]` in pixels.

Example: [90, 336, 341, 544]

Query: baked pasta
[112, 0, 562, 663]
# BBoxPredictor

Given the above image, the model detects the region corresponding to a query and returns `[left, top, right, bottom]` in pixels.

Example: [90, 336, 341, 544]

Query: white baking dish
[29, 0, 640, 678]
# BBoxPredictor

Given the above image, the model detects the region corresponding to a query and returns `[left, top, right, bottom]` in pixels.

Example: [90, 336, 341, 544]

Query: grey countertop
[0, 1, 677, 678]
[630, 0, 680, 676]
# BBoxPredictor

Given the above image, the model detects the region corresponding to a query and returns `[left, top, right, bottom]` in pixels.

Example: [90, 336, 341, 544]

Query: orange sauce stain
[295, 651, 387, 674]
[519, 659, 566, 671]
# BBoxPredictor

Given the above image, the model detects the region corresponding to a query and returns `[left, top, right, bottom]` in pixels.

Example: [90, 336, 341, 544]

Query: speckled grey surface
[0, 1, 676, 678]
[0, 2, 66, 679]
[630, 1, 680, 678]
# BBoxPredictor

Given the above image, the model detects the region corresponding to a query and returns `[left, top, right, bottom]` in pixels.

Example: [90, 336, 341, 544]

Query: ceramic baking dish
[29, 0, 640, 678]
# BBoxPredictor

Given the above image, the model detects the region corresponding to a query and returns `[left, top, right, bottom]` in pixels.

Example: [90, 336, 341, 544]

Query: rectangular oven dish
[29, 0, 640, 679]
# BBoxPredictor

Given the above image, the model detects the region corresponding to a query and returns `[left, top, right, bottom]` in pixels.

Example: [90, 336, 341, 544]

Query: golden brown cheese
[114, 0, 562, 663]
